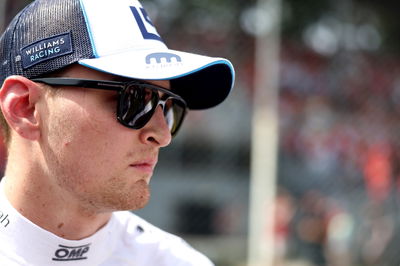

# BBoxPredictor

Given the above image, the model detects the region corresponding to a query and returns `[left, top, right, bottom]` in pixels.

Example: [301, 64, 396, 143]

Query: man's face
[38, 65, 172, 213]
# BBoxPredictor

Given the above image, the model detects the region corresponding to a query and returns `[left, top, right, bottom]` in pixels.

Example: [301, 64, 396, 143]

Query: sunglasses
[31, 78, 187, 136]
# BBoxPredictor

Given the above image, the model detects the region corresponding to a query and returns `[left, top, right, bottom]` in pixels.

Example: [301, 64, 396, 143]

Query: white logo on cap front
[79, 0, 167, 57]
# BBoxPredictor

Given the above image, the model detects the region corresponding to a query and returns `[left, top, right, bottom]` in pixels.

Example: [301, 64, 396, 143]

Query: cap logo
[130, 6, 163, 42]
[145, 52, 183, 71]
[145, 52, 182, 64]
[20, 32, 73, 69]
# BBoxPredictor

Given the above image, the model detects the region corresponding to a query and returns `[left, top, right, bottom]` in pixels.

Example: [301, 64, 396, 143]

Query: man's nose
[138, 106, 172, 147]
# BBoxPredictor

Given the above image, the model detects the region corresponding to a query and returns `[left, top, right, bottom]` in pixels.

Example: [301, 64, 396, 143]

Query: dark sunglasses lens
[164, 99, 186, 136]
[118, 85, 157, 129]
[117, 83, 187, 135]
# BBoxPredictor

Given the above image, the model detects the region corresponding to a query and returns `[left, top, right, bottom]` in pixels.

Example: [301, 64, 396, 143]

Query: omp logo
[0, 210, 10, 228]
[52, 244, 90, 261]
[145, 52, 182, 64]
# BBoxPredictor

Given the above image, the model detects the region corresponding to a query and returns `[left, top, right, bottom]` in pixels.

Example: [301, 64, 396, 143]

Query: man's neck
[2, 159, 112, 240]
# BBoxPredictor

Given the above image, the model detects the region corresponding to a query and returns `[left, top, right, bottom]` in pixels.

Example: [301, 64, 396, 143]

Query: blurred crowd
[1, 1, 400, 265]
[276, 43, 400, 266]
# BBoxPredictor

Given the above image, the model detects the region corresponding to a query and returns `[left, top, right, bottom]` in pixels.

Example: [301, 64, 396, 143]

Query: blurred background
[1, 0, 400, 265]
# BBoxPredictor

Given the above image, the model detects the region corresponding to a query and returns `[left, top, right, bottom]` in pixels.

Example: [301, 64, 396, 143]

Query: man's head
[0, 0, 234, 212]
[1, 64, 174, 210]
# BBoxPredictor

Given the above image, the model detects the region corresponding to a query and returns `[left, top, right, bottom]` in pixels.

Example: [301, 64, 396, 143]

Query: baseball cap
[0, 0, 235, 110]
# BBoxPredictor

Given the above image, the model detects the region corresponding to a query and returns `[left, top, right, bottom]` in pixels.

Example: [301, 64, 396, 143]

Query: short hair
[0, 108, 9, 145]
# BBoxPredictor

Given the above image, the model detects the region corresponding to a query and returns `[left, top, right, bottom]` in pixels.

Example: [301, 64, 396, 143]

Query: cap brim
[78, 49, 235, 110]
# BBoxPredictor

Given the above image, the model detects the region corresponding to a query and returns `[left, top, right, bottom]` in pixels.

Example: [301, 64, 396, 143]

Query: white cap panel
[79, 0, 167, 57]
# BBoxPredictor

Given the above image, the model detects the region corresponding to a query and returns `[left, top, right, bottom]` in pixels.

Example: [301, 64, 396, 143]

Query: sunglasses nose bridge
[156, 98, 175, 127]
[156, 98, 170, 112]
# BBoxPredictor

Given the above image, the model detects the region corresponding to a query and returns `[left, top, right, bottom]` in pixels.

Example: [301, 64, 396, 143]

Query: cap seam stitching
[5, 2, 33, 77]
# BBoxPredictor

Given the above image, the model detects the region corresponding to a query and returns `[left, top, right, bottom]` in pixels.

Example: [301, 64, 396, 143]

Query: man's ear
[0, 76, 43, 141]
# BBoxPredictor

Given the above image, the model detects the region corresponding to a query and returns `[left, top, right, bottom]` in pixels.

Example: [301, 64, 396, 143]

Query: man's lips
[129, 159, 157, 173]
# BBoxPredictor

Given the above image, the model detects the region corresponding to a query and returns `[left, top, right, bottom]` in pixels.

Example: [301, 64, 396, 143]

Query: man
[0, 0, 234, 265]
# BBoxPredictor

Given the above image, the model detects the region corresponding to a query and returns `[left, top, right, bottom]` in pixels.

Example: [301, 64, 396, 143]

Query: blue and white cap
[0, 0, 235, 109]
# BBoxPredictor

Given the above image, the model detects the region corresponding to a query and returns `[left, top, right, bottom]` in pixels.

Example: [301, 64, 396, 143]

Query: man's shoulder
[112, 210, 168, 237]
[111, 210, 192, 247]
[110, 211, 214, 266]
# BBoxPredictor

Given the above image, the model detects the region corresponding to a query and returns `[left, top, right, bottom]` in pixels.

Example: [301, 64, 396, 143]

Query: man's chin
[100, 179, 151, 211]
[120, 188, 151, 211]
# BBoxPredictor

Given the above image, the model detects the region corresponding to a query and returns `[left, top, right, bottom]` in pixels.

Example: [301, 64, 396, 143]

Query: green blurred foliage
[282, 0, 330, 38]
[357, 0, 400, 54]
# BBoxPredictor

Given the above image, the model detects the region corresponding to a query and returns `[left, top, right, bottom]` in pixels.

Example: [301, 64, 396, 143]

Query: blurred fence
[2, 0, 400, 266]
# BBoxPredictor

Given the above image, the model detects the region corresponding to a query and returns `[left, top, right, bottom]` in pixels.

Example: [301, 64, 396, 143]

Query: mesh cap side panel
[1, 0, 94, 84]
[0, 5, 28, 85]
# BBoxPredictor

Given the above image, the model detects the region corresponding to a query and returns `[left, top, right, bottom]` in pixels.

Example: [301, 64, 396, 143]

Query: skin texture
[0, 65, 172, 240]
